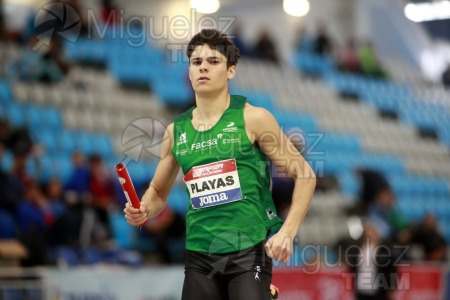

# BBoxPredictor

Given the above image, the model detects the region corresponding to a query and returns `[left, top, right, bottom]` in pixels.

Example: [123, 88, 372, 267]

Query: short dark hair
[186, 29, 240, 68]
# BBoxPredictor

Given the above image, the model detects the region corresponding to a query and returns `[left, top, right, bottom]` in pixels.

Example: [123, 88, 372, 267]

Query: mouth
[197, 76, 210, 82]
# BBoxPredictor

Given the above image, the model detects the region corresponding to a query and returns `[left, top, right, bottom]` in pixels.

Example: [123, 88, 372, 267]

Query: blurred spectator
[10, 36, 70, 83]
[347, 222, 398, 300]
[0, 144, 21, 238]
[0, 118, 33, 156]
[65, 151, 90, 197]
[253, 29, 279, 64]
[293, 26, 314, 53]
[89, 154, 115, 241]
[338, 38, 362, 74]
[366, 188, 409, 241]
[313, 24, 333, 56]
[142, 206, 185, 264]
[230, 23, 252, 57]
[354, 168, 390, 214]
[411, 213, 447, 262]
[0, 0, 5, 41]
[11, 153, 33, 187]
[101, 0, 120, 26]
[359, 42, 388, 79]
[45, 178, 66, 219]
[17, 182, 54, 266]
[442, 63, 450, 88]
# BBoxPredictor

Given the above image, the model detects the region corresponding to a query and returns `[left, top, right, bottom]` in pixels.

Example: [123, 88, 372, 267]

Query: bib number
[183, 159, 243, 209]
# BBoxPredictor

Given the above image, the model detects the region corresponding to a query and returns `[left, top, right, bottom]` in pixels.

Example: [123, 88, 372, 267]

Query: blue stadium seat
[6, 103, 26, 127]
[294, 52, 334, 76]
[58, 130, 77, 154]
[0, 80, 12, 105]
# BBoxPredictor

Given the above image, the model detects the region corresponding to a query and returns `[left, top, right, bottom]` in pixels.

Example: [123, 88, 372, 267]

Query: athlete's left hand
[264, 232, 293, 263]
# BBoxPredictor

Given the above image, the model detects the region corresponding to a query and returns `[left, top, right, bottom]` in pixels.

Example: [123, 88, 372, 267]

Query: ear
[227, 65, 236, 80]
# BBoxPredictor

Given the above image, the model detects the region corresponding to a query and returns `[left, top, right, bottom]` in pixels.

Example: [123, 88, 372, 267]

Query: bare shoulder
[162, 123, 175, 149]
[166, 123, 174, 134]
[243, 103, 274, 125]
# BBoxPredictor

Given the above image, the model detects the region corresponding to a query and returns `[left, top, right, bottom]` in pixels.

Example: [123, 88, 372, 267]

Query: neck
[194, 89, 230, 119]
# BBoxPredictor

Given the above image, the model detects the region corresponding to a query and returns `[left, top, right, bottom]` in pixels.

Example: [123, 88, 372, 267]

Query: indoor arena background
[0, 0, 449, 299]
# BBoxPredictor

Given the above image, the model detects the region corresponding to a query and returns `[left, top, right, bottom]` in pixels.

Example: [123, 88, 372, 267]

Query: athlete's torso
[172, 95, 283, 253]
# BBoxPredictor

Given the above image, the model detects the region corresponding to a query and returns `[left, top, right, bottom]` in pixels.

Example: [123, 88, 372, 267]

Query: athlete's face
[188, 44, 236, 94]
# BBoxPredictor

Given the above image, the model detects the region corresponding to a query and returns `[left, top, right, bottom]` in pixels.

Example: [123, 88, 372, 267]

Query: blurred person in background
[293, 26, 314, 53]
[254, 29, 280, 64]
[17, 181, 54, 266]
[0, 117, 33, 157]
[10, 36, 70, 83]
[101, 0, 120, 26]
[358, 41, 389, 79]
[142, 205, 185, 264]
[88, 154, 115, 243]
[338, 38, 362, 74]
[353, 168, 390, 215]
[0, 0, 5, 41]
[442, 63, 450, 89]
[346, 222, 398, 300]
[313, 23, 333, 56]
[45, 178, 67, 220]
[230, 23, 252, 58]
[411, 213, 447, 262]
[0, 142, 21, 239]
[65, 150, 90, 197]
[366, 187, 409, 243]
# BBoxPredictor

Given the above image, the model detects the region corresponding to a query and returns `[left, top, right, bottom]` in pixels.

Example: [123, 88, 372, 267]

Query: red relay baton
[115, 162, 146, 226]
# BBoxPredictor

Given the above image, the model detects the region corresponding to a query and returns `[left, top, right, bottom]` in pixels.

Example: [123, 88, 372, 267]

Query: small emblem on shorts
[266, 208, 276, 220]
[254, 266, 261, 281]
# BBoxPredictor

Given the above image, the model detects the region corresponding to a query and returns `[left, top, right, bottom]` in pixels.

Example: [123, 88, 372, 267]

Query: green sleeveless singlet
[172, 95, 283, 253]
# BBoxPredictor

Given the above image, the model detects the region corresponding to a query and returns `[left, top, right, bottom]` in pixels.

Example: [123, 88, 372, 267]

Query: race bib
[183, 159, 243, 209]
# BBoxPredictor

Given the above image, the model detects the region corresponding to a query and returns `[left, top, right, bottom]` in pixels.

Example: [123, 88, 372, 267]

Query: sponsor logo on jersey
[176, 149, 188, 156]
[223, 138, 241, 145]
[191, 138, 218, 150]
[184, 159, 243, 209]
[177, 132, 187, 146]
[223, 121, 238, 133]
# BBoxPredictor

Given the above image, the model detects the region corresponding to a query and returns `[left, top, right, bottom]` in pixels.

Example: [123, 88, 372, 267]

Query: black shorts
[182, 241, 272, 300]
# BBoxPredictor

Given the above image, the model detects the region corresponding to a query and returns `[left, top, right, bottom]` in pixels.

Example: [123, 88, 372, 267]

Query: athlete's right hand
[123, 202, 149, 226]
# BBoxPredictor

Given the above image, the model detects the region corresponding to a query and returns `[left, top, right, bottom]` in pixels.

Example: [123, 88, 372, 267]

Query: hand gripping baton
[115, 162, 147, 226]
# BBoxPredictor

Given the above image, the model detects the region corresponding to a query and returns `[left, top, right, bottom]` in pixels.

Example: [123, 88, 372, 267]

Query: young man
[124, 29, 316, 299]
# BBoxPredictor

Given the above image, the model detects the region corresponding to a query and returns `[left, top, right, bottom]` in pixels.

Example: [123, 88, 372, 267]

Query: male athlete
[124, 29, 316, 299]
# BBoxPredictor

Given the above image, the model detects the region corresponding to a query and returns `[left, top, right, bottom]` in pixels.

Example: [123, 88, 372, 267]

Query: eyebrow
[190, 56, 222, 61]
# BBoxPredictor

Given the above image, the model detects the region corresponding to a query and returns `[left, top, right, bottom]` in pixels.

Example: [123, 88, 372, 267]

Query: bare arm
[245, 105, 316, 262]
[124, 123, 180, 226]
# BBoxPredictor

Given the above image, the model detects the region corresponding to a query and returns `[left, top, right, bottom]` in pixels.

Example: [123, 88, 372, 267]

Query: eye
[191, 60, 201, 66]
[210, 60, 220, 65]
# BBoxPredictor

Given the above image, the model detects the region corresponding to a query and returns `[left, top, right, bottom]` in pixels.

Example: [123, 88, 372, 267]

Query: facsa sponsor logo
[227, 122, 235, 127]
[191, 138, 218, 150]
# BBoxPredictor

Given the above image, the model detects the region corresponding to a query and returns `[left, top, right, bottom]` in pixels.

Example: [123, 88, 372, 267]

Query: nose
[200, 61, 208, 73]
